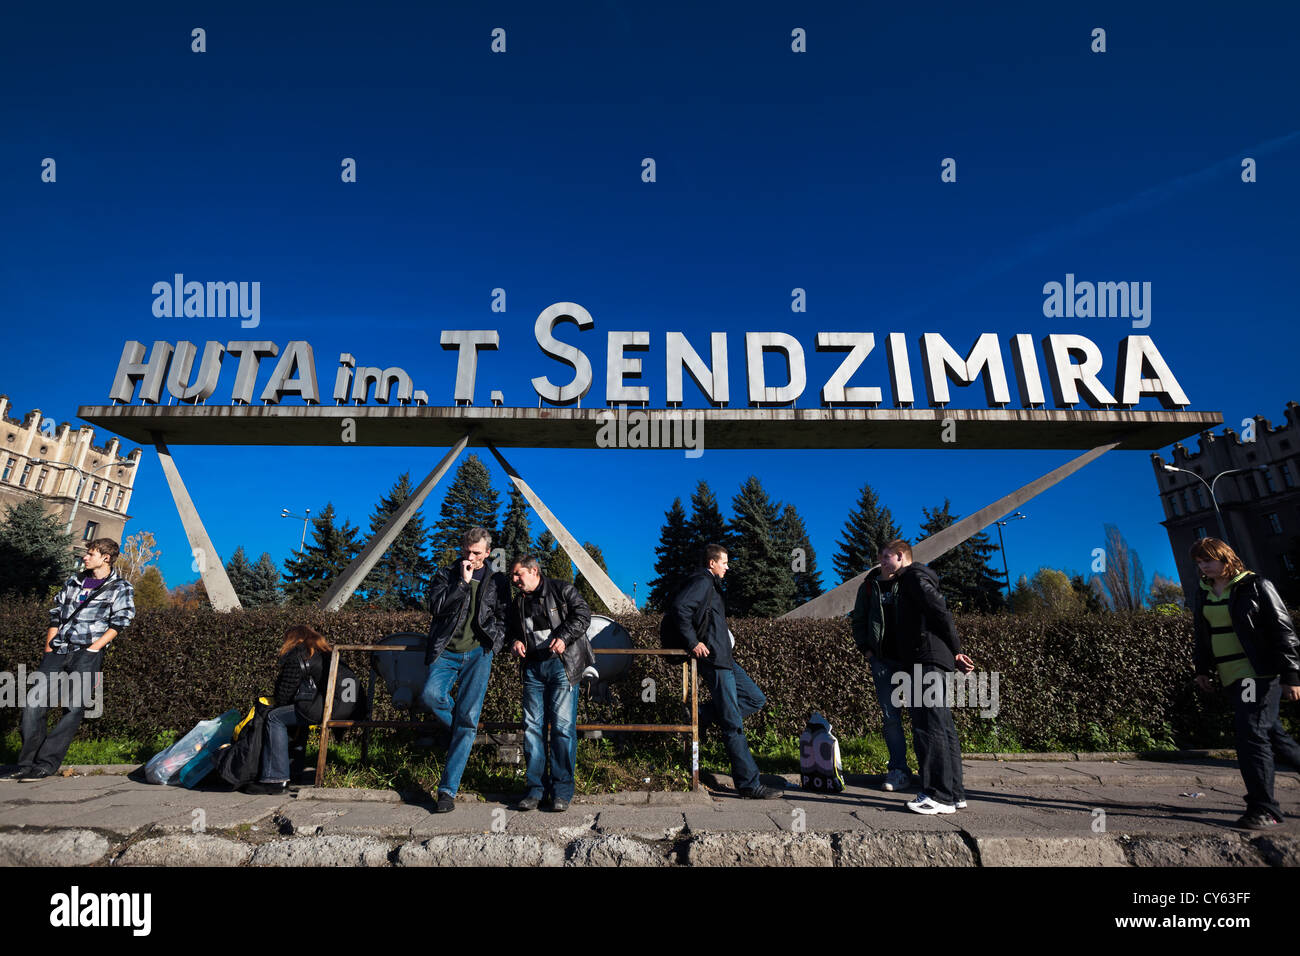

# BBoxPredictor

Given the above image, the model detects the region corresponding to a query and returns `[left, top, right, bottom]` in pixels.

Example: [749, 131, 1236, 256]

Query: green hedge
[0, 601, 1245, 751]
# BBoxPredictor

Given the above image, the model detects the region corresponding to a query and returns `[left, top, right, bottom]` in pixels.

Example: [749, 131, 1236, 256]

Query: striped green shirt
[1201, 571, 1275, 687]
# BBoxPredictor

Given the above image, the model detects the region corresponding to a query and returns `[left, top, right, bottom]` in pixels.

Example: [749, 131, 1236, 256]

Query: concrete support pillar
[782, 441, 1123, 619]
[485, 441, 638, 614]
[151, 433, 242, 612]
[318, 435, 471, 611]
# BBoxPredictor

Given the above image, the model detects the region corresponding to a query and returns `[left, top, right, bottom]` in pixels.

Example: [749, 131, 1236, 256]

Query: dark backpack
[216, 698, 272, 788]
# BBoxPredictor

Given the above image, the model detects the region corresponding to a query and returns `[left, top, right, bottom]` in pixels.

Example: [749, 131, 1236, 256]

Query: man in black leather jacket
[507, 555, 593, 812]
[1189, 537, 1300, 830]
[420, 527, 510, 813]
[662, 544, 782, 800]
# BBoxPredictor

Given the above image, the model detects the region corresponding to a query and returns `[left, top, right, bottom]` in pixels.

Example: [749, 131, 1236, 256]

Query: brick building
[1151, 401, 1300, 602]
[0, 394, 141, 549]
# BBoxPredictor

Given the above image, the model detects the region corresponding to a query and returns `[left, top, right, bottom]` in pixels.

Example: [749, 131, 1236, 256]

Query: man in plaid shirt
[5, 537, 135, 781]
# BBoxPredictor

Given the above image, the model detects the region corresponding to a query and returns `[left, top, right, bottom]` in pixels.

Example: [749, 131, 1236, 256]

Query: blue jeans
[421, 645, 494, 797]
[260, 705, 303, 783]
[522, 657, 579, 802]
[699, 661, 763, 792]
[869, 655, 910, 773]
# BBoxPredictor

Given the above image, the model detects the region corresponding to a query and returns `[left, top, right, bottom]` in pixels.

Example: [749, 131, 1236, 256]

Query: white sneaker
[955, 799, 967, 809]
[882, 769, 910, 792]
[907, 795, 956, 815]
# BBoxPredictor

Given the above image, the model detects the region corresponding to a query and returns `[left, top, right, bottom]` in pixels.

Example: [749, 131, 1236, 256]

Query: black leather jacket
[852, 564, 961, 670]
[426, 563, 510, 664]
[506, 574, 594, 686]
[1191, 572, 1300, 686]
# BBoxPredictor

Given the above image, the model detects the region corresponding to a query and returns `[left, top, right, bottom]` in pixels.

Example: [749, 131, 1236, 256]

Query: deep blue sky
[1, 2, 1297, 604]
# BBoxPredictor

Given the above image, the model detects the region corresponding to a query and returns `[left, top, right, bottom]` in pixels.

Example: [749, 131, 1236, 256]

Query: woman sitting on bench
[244, 625, 358, 795]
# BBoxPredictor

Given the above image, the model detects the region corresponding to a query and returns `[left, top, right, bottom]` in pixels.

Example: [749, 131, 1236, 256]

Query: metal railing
[316, 644, 701, 790]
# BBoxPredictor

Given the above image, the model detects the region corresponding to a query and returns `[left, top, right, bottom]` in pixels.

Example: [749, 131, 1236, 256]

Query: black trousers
[1228, 676, 1300, 821]
[908, 663, 965, 806]
[18, 649, 103, 774]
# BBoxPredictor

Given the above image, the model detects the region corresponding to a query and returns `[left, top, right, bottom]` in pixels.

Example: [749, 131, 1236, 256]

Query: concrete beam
[484, 442, 638, 614]
[79, 404, 1222, 451]
[318, 435, 470, 612]
[782, 441, 1123, 619]
[151, 433, 242, 612]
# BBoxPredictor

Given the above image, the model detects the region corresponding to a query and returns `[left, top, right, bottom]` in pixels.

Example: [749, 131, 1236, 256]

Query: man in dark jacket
[874, 539, 974, 815]
[851, 564, 913, 793]
[421, 527, 510, 813]
[663, 544, 782, 799]
[507, 555, 594, 812]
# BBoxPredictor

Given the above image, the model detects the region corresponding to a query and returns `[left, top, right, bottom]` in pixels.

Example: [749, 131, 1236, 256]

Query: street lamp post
[1161, 464, 1267, 545]
[33, 458, 136, 539]
[281, 508, 311, 552]
[995, 512, 1027, 606]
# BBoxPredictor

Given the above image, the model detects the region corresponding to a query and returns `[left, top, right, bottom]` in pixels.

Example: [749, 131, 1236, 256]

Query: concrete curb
[2, 827, 1295, 867]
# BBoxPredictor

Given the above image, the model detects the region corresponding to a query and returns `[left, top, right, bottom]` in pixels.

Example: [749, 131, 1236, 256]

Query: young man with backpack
[662, 544, 782, 800]
[506, 554, 593, 812]
[6, 538, 134, 781]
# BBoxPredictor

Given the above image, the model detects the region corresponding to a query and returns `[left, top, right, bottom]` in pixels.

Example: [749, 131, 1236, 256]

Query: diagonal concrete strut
[152, 433, 242, 612]
[318, 434, 471, 612]
[782, 441, 1123, 619]
[485, 441, 638, 614]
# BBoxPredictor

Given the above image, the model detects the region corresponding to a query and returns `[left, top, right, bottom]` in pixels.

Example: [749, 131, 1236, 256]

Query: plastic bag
[144, 709, 241, 786]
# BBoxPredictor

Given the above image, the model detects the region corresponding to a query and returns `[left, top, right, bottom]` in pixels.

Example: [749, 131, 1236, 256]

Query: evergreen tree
[134, 565, 170, 609]
[534, 529, 557, 557]
[225, 546, 257, 604]
[247, 552, 283, 607]
[498, 484, 533, 566]
[1069, 572, 1107, 613]
[430, 455, 500, 566]
[361, 472, 433, 609]
[0, 500, 76, 598]
[574, 541, 611, 615]
[777, 503, 823, 606]
[647, 498, 694, 610]
[726, 477, 796, 617]
[685, 481, 729, 568]
[282, 503, 363, 606]
[916, 500, 1005, 613]
[833, 483, 901, 583]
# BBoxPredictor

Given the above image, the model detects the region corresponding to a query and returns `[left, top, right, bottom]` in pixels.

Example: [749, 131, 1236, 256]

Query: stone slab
[594, 808, 686, 840]
[0, 828, 112, 866]
[114, 834, 252, 866]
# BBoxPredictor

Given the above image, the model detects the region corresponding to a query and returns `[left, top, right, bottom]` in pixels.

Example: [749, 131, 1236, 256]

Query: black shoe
[0, 767, 30, 780]
[241, 780, 289, 795]
[739, 784, 784, 800]
[434, 791, 456, 813]
[1234, 810, 1282, 830]
[546, 798, 570, 812]
[517, 795, 541, 811]
[18, 768, 52, 782]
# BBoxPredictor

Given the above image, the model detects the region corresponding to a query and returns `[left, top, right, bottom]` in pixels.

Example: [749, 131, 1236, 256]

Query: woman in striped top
[1190, 537, 1300, 830]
